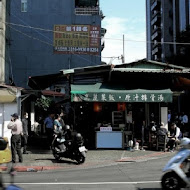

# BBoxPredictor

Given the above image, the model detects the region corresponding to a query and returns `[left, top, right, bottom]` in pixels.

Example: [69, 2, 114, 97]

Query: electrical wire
[4, 21, 190, 45]
[6, 24, 106, 65]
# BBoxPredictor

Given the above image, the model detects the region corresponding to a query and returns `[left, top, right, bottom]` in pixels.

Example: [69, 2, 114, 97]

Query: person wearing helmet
[64, 125, 72, 141]
[180, 137, 190, 149]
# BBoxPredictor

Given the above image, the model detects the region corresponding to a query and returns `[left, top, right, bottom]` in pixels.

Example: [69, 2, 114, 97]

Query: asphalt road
[1, 155, 174, 190]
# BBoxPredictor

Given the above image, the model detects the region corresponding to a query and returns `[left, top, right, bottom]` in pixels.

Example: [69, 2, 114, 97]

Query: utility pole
[122, 34, 125, 63]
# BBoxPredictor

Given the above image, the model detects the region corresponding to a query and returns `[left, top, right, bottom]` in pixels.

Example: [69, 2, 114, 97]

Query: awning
[0, 89, 16, 103]
[71, 83, 173, 103]
[28, 73, 63, 90]
[42, 90, 65, 97]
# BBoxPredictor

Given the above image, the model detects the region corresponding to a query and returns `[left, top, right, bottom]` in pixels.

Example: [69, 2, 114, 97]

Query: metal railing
[75, 7, 100, 15]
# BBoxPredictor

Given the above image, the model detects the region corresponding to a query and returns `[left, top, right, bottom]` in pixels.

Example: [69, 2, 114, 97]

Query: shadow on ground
[35, 158, 78, 165]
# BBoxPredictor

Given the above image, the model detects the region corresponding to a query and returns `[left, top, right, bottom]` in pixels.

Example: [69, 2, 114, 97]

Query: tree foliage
[35, 96, 52, 111]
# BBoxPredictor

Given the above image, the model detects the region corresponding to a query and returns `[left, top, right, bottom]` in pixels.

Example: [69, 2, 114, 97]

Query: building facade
[8, 0, 105, 88]
[146, 0, 190, 62]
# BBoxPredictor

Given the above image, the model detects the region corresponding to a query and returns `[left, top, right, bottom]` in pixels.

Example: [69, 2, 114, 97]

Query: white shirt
[175, 127, 181, 139]
[7, 119, 23, 135]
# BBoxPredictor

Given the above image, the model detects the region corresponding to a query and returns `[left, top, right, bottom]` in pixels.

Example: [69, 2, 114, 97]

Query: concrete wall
[10, 0, 102, 88]
[0, 103, 17, 145]
[0, 0, 8, 84]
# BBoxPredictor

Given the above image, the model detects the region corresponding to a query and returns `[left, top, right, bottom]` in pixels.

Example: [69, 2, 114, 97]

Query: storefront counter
[96, 131, 123, 149]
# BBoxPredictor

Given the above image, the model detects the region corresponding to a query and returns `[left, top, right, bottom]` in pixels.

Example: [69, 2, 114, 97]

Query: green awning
[71, 83, 173, 103]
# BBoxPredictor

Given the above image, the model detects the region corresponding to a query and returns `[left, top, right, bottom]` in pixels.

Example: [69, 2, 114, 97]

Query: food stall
[71, 82, 173, 149]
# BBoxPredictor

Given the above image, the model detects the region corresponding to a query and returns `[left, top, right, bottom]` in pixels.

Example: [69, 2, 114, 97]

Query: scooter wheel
[76, 155, 85, 164]
[161, 172, 182, 190]
[53, 152, 61, 161]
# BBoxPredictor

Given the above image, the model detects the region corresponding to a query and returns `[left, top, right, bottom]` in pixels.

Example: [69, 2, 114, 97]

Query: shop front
[71, 82, 173, 149]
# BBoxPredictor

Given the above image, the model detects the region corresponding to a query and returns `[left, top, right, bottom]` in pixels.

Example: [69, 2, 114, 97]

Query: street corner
[116, 151, 171, 162]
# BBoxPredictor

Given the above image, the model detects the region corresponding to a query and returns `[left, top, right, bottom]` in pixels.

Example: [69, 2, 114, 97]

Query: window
[21, 0, 27, 12]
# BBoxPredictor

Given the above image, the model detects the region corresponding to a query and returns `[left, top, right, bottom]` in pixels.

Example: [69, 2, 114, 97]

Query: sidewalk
[0, 147, 173, 172]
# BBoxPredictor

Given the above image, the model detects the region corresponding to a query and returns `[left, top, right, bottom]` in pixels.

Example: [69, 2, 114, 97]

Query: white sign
[100, 127, 112, 132]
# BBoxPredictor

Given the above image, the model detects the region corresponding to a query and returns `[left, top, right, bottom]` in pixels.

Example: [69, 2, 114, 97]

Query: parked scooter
[51, 125, 87, 164]
[161, 137, 190, 190]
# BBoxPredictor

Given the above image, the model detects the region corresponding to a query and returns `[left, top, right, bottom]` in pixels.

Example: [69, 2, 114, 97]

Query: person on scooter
[53, 114, 66, 153]
[167, 123, 182, 152]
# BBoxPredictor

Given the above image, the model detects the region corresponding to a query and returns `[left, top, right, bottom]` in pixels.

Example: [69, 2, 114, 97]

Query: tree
[35, 96, 53, 111]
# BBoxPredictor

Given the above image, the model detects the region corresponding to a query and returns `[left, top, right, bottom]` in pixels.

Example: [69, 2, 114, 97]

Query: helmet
[76, 133, 82, 138]
[180, 137, 190, 148]
[75, 133, 82, 141]
[65, 125, 70, 130]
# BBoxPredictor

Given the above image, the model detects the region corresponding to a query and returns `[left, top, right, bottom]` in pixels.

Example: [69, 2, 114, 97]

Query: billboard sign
[53, 25, 100, 55]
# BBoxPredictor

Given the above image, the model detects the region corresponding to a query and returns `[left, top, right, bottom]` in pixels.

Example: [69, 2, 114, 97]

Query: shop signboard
[72, 92, 172, 102]
[53, 25, 100, 55]
[71, 83, 173, 103]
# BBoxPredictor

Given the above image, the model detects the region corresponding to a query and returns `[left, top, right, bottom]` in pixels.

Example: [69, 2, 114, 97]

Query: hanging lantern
[117, 102, 126, 111]
[93, 102, 102, 112]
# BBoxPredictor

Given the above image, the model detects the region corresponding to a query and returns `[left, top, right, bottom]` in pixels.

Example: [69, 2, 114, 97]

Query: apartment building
[7, 0, 105, 88]
[146, 0, 190, 62]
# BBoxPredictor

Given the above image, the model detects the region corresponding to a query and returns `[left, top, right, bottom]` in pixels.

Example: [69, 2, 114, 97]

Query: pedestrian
[22, 112, 29, 154]
[7, 113, 23, 163]
[167, 123, 182, 152]
[59, 111, 66, 129]
[44, 112, 54, 149]
[54, 114, 62, 131]
[181, 112, 188, 136]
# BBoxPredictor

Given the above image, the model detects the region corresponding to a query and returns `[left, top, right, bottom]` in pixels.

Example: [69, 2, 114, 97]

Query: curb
[0, 166, 63, 172]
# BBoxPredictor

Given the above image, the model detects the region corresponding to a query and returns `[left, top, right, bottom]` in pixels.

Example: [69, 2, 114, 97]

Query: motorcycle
[51, 127, 87, 164]
[161, 137, 190, 190]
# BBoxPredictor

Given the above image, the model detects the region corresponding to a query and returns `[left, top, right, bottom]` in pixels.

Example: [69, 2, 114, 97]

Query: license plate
[79, 146, 86, 152]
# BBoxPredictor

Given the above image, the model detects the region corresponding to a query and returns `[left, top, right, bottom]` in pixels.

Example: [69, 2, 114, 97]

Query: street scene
[1, 150, 174, 190]
[1, 0, 190, 190]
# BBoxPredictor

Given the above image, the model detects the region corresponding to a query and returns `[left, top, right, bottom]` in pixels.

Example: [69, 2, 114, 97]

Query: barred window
[21, 0, 27, 12]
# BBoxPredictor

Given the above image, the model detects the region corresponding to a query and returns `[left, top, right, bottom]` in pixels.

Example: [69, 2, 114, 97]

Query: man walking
[44, 113, 54, 149]
[22, 112, 29, 154]
[7, 113, 23, 163]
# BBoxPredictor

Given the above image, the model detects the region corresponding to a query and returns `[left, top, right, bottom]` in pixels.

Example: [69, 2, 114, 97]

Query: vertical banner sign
[53, 25, 100, 55]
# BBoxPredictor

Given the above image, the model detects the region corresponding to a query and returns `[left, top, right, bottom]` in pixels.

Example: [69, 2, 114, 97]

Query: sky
[100, 0, 146, 65]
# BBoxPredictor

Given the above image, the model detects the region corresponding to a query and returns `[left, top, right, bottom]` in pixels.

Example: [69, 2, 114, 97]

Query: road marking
[9, 181, 161, 185]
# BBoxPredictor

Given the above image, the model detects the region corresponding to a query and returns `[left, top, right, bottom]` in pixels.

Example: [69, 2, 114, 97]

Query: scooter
[51, 127, 87, 164]
[161, 137, 190, 190]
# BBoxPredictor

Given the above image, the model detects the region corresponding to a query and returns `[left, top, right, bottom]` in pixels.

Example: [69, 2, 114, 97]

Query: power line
[6, 25, 110, 65]
[5, 21, 190, 45]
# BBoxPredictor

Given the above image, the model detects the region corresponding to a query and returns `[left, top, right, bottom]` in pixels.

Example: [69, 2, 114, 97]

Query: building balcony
[151, 31, 161, 41]
[152, 46, 161, 56]
[101, 28, 107, 37]
[152, 25, 161, 34]
[152, 10, 161, 19]
[151, 0, 161, 11]
[75, 7, 100, 15]
[151, 15, 161, 26]
[152, 41, 161, 50]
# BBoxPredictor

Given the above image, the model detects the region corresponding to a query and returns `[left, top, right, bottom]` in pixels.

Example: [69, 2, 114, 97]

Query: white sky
[100, 0, 146, 65]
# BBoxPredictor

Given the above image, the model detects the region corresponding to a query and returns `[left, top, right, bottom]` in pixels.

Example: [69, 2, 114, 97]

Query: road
[1, 155, 174, 190]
